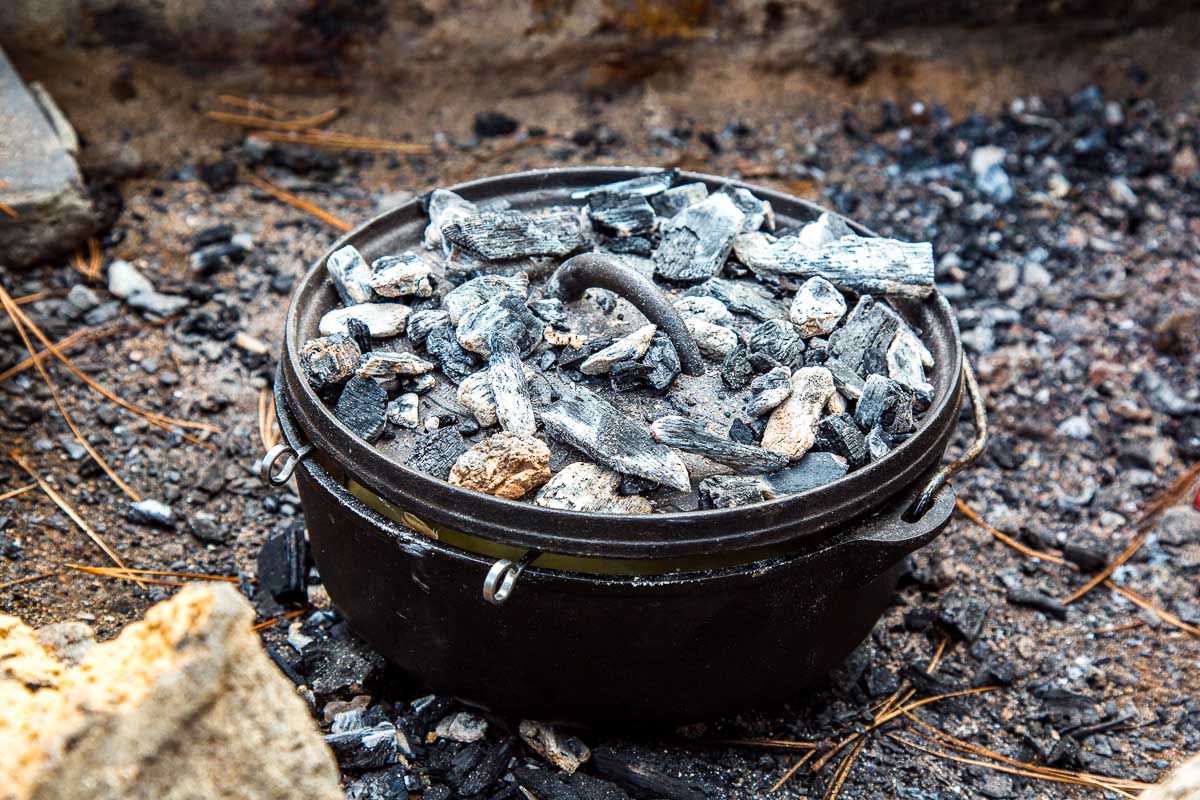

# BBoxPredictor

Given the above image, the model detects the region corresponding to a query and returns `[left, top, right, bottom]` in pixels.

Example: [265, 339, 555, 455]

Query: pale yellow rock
[0, 583, 342, 800]
[449, 432, 552, 499]
[1142, 754, 1200, 800]
[761, 366, 836, 460]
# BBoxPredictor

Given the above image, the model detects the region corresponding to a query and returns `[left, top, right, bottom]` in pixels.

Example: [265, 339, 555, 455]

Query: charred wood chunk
[796, 212, 855, 249]
[455, 737, 517, 797]
[828, 295, 901, 378]
[580, 324, 656, 375]
[653, 194, 744, 283]
[488, 335, 537, 435]
[887, 328, 934, 401]
[719, 185, 775, 232]
[514, 768, 631, 800]
[824, 357, 866, 400]
[866, 424, 891, 461]
[814, 412, 869, 468]
[603, 234, 654, 257]
[455, 293, 542, 358]
[369, 251, 434, 298]
[571, 168, 678, 200]
[652, 415, 788, 474]
[442, 272, 529, 324]
[407, 308, 451, 349]
[535, 462, 653, 514]
[325, 722, 400, 771]
[319, 303, 411, 338]
[748, 318, 805, 369]
[326, 244, 377, 305]
[528, 297, 569, 327]
[642, 334, 681, 390]
[720, 342, 754, 390]
[761, 366, 836, 460]
[443, 209, 586, 261]
[300, 334, 361, 392]
[764, 451, 849, 495]
[745, 366, 792, 418]
[333, 376, 387, 442]
[408, 427, 469, 480]
[685, 276, 785, 321]
[699, 475, 772, 508]
[854, 374, 915, 435]
[357, 351, 435, 381]
[591, 746, 710, 800]
[423, 188, 477, 253]
[609, 360, 655, 393]
[425, 322, 481, 385]
[541, 385, 690, 491]
[789, 276, 847, 338]
[651, 181, 708, 218]
[256, 522, 308, 602]
[587, 190, 657, 237]
[346, 317, 373, 354]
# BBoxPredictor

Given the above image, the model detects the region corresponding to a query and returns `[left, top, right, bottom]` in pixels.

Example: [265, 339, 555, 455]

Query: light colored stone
[673, 295, 732, 324]
[518, 720, 591, 774]
[0, 583, 342, 800]
[107, 260, 155, 299]
[457, 371, 499, 427]
[789, 276, 846, 338]
[448, 432, 551, 499]
[534, 462, 653, 514]
[580, 324, 656, 375]
[761, 366, 836, 460]
[369, 252, 434, 298]
[434, 711, 488, 743]
[684, 318, 739, 360]
[1140, 753, 1200, 800]
[318, 303, 411, 338]
[35, 622, 95, 666]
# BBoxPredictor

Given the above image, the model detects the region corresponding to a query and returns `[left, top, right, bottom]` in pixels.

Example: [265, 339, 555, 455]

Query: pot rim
[279, 167, 964, 559]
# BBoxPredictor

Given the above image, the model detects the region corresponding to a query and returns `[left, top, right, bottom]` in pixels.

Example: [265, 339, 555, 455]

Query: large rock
[1141, 753, 1200, 800]
[0, 583, 343, 800]
[0, 47, 94, 269]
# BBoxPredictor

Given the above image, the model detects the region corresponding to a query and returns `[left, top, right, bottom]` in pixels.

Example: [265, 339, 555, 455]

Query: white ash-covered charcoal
[557, 337, 614, 371]
[300, 334, 361, 391]
[685, 318, 739, 360]
[319, 303, 411, 338]
[887, 328, 934, 401]
[734, 232, 936, 298]
[424, 322, 481, 384]
[528, 297, 569, 328]
[631, 333, 681, 391]
[333, 376, 387, 442]
[408, 427, 469, 480]
[570, 168, 678, 200]
[745, 366, 792, 418]
[488, 335, 537, 436]
[540, 385, 691, 491]
[748, 319, 805, 369]
[761, 366, 836, 460]
[673, 295, 732, 325]
[386, 393, 420, 429]
[580, 324, 656, 375]
[534, 462, 653, 514]
[686, 277, 786, 321]
[721, 343, 754, 390]
[326, 244, 377, 306]
[455, 294, 543, 358]
[406, 308, 451, 348]
[719, 186, 775, 232]
[442, 209, 587, 261]
[443, 273, 529, 324]
[827, 295, 901, 378]
[813, 413, 869, 468]
[603, 235, 654, 257]
[796, 212, 854, 249]
[824, 357, 866, 400]
[653, 193, 745, 283]
[587, 191, 657, 237]
[448, 432, 552, 499]
[651, 182, 708, 218]
[651, 416, 789, 474]
[854, 374, 915, 435]
[401, 373, 437, 395]
[356, 351, 435, 381]
[423, 189, 477, 254]
[457, 371, 499, 428]
[865, 425, 891, 461]
[764, 451, 849, 495]
[699, 475, 773, 509]
[369, 252, 434, 298]
[789, 276, 847, 338]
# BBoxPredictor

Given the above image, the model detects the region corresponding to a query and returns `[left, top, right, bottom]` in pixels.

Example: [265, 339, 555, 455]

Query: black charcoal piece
[887, 328, 934, 399]
[528, 297, 568, 327]
[685, 277, 785, 321]
[455, 294, 542, 358]
[720, 343, 754, 390]
[592, 746, 709, 800]
[300, 335, 362, 391]
[424, 189, 477, 253]
[443, 273, 529, 324]
[570, 169, 678, 200]
[455, 737, 517, 797]
[515, 768, 633, 800]
[587, 191, 657, 237]
[642, 334, 681, 390]
[326, 244, 377, 305]
[650, 181, 708, 218]
[557, 337, 613, 371]
[541, 386, 690, 491]
[825, 357, 866, 400]
[257, 522, 308, 602]
[699, 475, 771, 509]
[334, 377, 387, 442]
[745, 367, 792, 418]
[729, 418, 757, 444]
[401, 373, 436, 395]
[854, 374, 915, 435]
[407, 308, 451, 348]
[803, 336, 830, 366]
[828, 295, 902, 378]
[357, 351, 435, 380]
[443, 209, 586, 261]
[326, 722, 401, 771]
[936, 587, 988, 642]
[474, 110, 518, 137]
[301, 621, 387, 697]
[346, 318, 373, 354]
[610, 359, 655, 392]
[748, 319, 805, 369]
[425, 323, 480, 384]
[408, 427, 469, 480]
[866, 425, 891, 460]
[814, 413, 869, 469]
[651, 416, 788, 474]
[653, 194, 744, 283]
[603, 235, 654, 256]
[764, 451, 849, 495]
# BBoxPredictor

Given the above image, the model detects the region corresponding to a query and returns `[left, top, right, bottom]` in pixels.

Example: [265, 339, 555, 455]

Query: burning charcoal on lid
[684, 319, 739, 360]
[580, 324, 656, 375]
[789, 276, 847, 338]
[424, 188, 477, 254]
[673, 295, 731, 325]
[748, 319, 805, 369]
[603, 235, 654, 257]
[257, 523, 308, 602]
[729, 418, 757, 444]
[570, 168, 678, 200]
[720, 342, 754, 390]
[356, 351, 435, 381]
[699, 475, 772, 509]
[425, 323, 480, 384]
[369, 252, 434, 298]
[650, 416, 788, 474]
[407, 308, 451, 348]
[320, 303, 411, 338]
[326, 244, 377, 305]
[825, 357, 866, 400]
[814, 413, 869, 468]
[866, 425, 891, 461]
[745, 366, 792, 418]
[587, 191, 657, 237]
[854, 374, 916, 435]
[386, 393, 420, 429]
[765, 451, 849, 495]
[448, 432, 551, 499]
[402, 373, 437, 395]
[541, 385, 690, 491]
[535, 462, 653, 514]
[455, 294, 542, 358]
[887, 328, 934, 401]
[300, 334, 361, 392]
[443, 209, 586, 261]
[488, 335, 537, 435]
[528, 297, 569, 327]
[686, 277, 785, 321]
[443, 272, 529, 324]
[719, 186, 775, 232]
[828, 295, 901, 378]
[653, 193, 744, 283]
[761, 366, 836, 460]
[334, 377, 387, 442]
[651, 181, 708, 218]
[609, 360, 654, 392]
[407, 427, 469, 480]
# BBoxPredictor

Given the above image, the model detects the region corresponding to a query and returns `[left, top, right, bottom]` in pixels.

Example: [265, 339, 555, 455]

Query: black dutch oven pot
[262, 168, 987, 722]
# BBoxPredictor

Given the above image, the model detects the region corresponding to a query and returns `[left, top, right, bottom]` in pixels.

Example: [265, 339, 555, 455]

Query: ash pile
[299, 170, 941, 513]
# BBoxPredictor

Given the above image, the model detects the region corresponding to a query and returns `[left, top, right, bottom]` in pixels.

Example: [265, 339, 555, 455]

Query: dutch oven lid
[280, 168, 964, 559]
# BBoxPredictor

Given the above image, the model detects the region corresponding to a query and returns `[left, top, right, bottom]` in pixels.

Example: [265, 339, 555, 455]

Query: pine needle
[65, 563, 241, 584]
[824, 736, 866, 800]
[957, 498, 1065, 564]
[0, 320, 147, 383]
[258, 388, 281, 450]
[0, 572, 59, 591]
[769, 750, 814, 794]
[246, 173, 353, 232]
[1108, 581, 1200, 637]
[248, 129, 433, 155]
[206, 108, 341, 132]
[710, 738, 816, 752]
[0, 483, 36, 502]
[13, 289, 67, 305]
[10, 451, 140, 582]
[217, 94, 292, 118]
[0, 179, 17, 219]
[251, 608, 306, 632]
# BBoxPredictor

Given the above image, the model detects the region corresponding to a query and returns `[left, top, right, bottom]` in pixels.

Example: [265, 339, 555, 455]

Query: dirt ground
[2, 27, 1200, 800]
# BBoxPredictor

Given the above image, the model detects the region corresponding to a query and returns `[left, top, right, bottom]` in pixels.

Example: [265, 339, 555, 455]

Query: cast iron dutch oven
[261, 167, 987, 722]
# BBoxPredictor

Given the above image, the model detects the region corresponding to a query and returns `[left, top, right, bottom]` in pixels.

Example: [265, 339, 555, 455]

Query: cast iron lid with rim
[280, 167, 965, 559]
